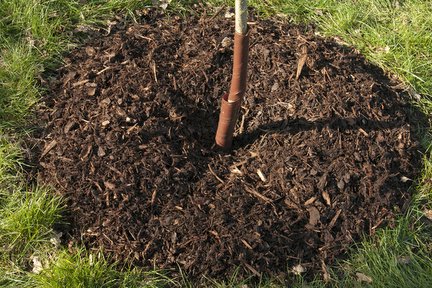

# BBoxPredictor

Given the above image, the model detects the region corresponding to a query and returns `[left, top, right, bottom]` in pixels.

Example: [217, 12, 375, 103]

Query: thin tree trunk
[215, 0, 249, 150]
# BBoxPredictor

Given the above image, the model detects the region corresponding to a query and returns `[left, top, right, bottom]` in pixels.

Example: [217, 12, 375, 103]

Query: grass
[0, 0, 431, 287]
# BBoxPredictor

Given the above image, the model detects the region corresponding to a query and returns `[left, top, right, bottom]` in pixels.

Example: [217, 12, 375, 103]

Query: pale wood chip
[322, 191, 331, 206]
[296, 44, 308, 80]
[41, 139, 57, 158]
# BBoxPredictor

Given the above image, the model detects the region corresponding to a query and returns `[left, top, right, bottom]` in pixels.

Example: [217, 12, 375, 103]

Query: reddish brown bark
[215, 31, 250, 149]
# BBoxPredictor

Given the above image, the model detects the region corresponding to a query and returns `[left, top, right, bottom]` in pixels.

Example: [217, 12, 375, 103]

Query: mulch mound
[31, 9, 424, 281]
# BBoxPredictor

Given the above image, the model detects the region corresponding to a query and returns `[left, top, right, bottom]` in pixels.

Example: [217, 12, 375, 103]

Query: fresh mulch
[30, 9, 424, 281]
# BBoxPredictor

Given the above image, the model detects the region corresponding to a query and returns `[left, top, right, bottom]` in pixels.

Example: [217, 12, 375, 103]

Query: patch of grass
[29, 249, 174, 288]
[0, 42, 40, 128]
[345, 219, 432, 288]
[313, 0, 432, 98]
[0, 186, 64, 263]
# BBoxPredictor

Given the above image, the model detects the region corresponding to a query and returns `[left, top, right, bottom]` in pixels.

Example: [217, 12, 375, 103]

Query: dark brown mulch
[30, 9, 424, 281]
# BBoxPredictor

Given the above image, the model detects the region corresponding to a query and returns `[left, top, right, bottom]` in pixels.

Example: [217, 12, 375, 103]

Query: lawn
[1, 0, 431, 287]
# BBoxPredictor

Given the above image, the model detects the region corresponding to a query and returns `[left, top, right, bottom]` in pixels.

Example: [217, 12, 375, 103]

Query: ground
[28, 10, 424, 281]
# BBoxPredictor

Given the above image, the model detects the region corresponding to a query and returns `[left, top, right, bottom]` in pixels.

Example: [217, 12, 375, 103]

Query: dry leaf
[424, 209, 432, 220]
[31, 256, 43, 274]
[152, 0, 171, 10]
[50, 231, 63, 247]
[397, 256, 411, 265]
[221, 37, 232, 48]
[356, 272, 372, 284]
[292, 264, 306, 275]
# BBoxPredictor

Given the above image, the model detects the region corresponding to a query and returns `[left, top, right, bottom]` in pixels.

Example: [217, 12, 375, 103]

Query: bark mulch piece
[30, 10, 425, 281]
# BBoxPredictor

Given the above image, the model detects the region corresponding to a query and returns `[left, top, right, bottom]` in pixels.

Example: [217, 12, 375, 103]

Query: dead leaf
[50, 231, 63, 247]
[221, 37, 232, 48]
[292, 264, 306, 275]
[152, 0, 171, 10]
[397, 256, 411, 265]
[424, 209, 432, 220]
[296, 44, 308, 80]
[31, 256, 43, 274]
[307, 206, 320, 227]
[356, 272, 372, 284]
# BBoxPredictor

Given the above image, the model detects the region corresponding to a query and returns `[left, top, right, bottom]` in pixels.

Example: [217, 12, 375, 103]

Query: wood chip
[243, 262, 261, 277]
[296, 44, 308, 80]
[322, 191, 331, 206]
[358, 127, 369, 137]
[208, 164, 224, 184]
[307, 206, 320, 227]
[104, 181, 116, 190]
[87, 87, 96, 96]
[244, 186, 272, 203]
[241, 239, 253, 250]
[151, 190, 157, 206]
[41, 139, 57, 158]
[321, 260, 330, 283]
[72, 79, 89, 87]
[304, 196, 317, 206]
[329, 209, 342, 229]
[257, 169, 267, 182]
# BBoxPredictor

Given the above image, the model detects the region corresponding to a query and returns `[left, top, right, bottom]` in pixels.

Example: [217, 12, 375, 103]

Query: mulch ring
[30, 8, 424, 282]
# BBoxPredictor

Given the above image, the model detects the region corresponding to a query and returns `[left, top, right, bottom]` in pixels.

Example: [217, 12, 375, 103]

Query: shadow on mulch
[27, 9, 426, 282]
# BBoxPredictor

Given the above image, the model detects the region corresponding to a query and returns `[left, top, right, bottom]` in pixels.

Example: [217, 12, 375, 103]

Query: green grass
[0, 0, 431, 287]
[28, 249, 174, 288]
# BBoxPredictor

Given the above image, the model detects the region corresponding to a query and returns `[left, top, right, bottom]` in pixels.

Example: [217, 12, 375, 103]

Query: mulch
[29, 8, 424, 282]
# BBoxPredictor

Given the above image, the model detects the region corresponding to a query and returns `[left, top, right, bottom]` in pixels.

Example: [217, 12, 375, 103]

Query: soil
[30, 9, 424, 281]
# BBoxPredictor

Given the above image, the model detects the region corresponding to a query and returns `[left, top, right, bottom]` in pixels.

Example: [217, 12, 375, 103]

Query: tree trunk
[215, 0, 249, 150]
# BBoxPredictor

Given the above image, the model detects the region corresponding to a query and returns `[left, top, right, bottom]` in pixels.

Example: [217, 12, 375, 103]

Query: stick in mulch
[215, 0, 250, 150]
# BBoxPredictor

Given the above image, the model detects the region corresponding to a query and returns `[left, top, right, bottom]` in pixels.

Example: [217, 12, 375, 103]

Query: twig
[208, 164, 224, 184]
[244, 185, 271, 203]
[151, 190, 157, 206]
[208, 5, 226, 21]
[152, 60, 158, 82]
